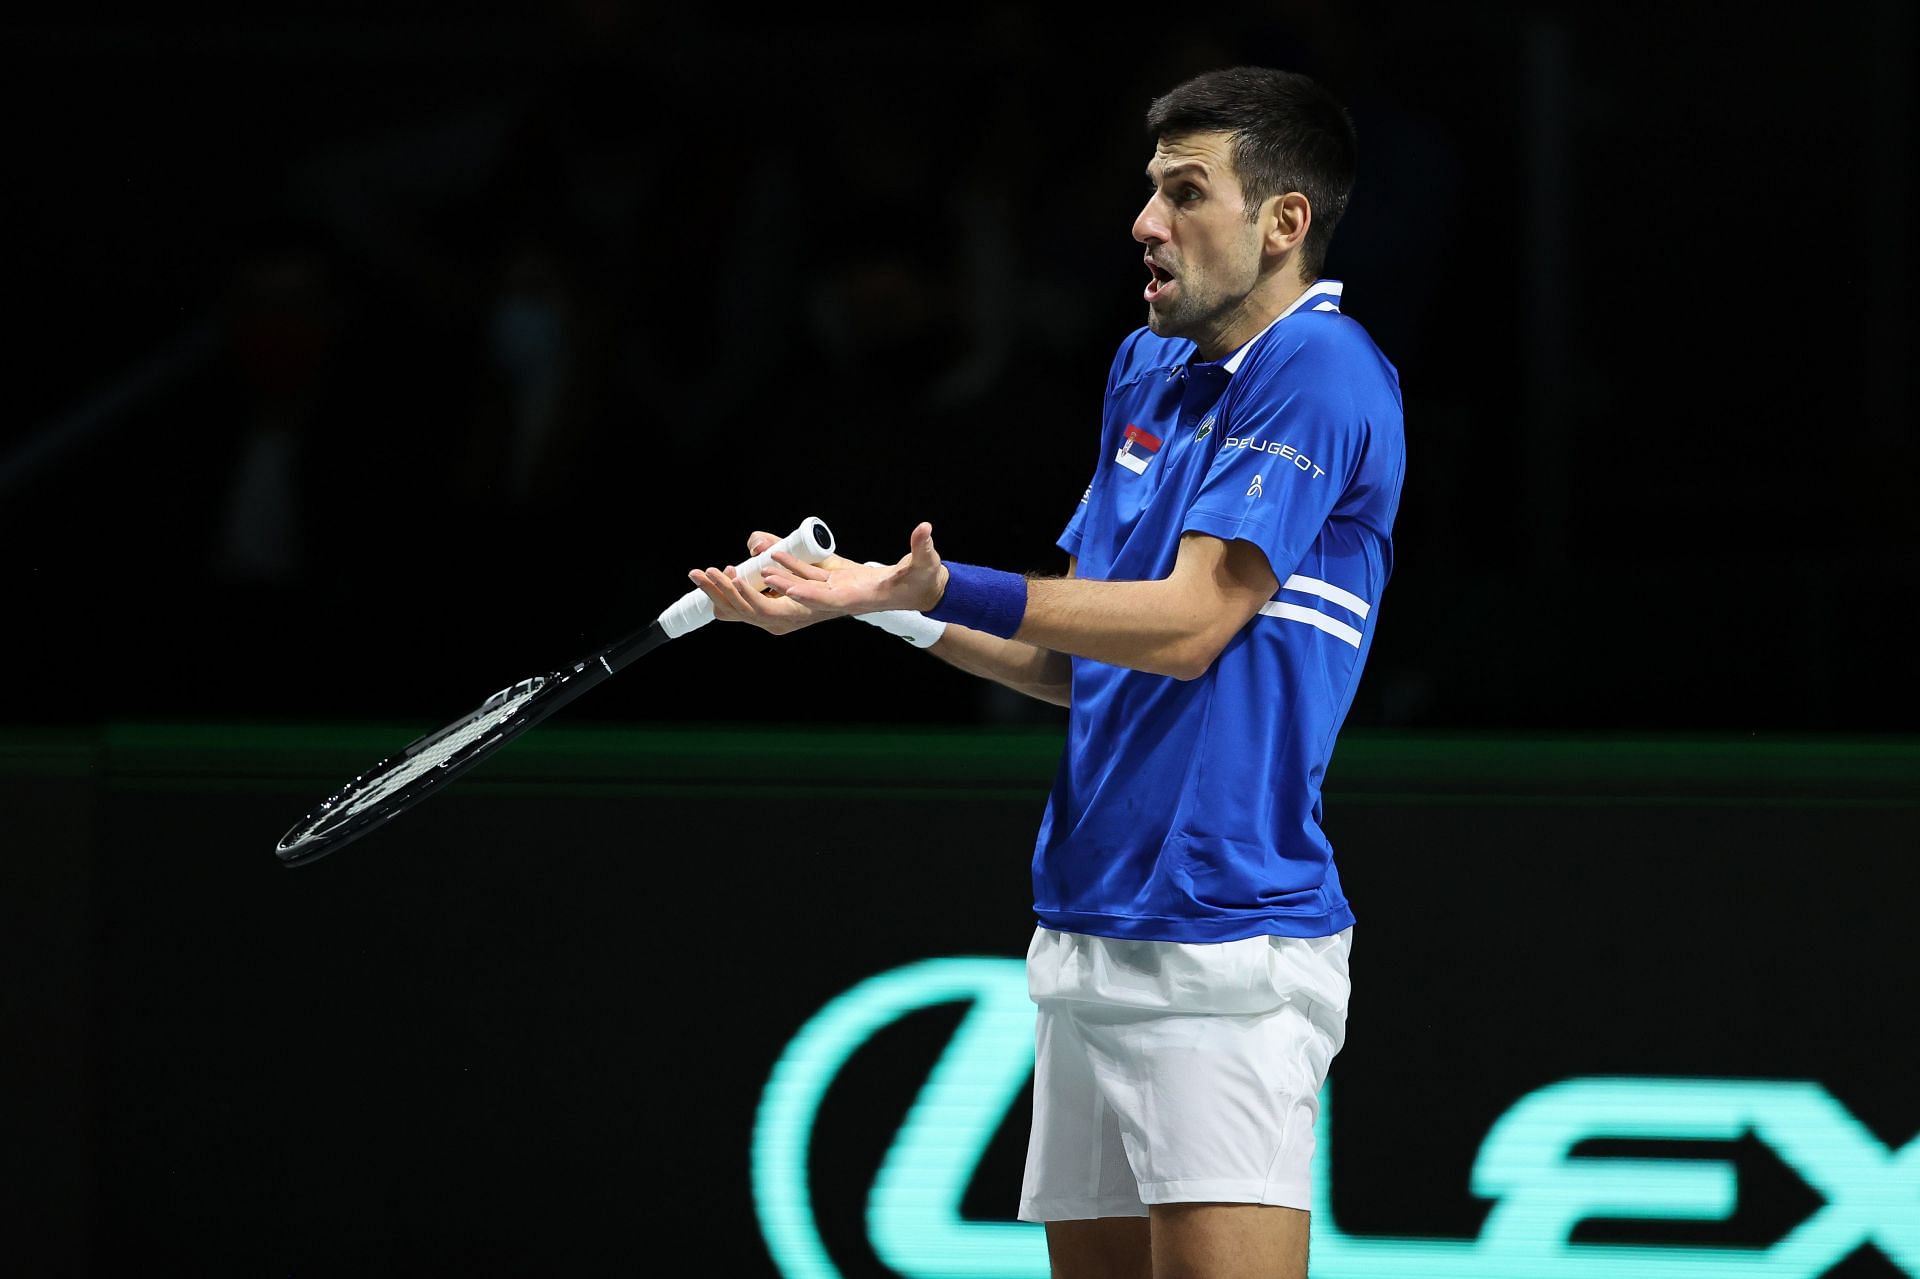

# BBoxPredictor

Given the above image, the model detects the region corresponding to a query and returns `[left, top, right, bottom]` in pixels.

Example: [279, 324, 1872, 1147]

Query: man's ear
[1262, 191, 1312, 260]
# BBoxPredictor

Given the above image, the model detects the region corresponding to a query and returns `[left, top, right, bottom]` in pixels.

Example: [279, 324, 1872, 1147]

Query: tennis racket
[273, 516, 836, 868]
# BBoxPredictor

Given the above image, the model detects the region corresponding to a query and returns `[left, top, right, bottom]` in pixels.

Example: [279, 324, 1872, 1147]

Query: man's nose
[1132, 197, 1166, 246]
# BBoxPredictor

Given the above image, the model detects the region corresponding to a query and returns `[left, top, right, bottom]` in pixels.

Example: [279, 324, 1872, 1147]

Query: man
[690, 66, 1403, 1279]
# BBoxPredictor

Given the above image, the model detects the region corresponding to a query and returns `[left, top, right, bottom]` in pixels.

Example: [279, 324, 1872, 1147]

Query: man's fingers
[770, 550, 831, 582]
[762, 565, 852, 610]
[722, 564, 785, 603]
[712, 566, 752, 604]
[770, 578, 828, 607]
[693, 565, 823, 633]
[908, 520, 939, 568]
[703, 566, 767, 611]
[688, 568, 746, 620]
[746, 530, 778, 555]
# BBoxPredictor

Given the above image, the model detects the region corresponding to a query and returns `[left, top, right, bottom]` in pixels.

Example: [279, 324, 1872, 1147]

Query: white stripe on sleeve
[1280, 575, 1371, 618]
[1258, 601, 1363, 648]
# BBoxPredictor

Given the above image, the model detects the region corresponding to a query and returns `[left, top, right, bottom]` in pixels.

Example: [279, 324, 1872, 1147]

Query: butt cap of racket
[657, 516, 835, 637]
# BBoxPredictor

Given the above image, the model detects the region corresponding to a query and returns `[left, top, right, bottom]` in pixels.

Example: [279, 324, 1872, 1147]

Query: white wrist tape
[857, 610, 949, 648]
[853, 562, 948, 648]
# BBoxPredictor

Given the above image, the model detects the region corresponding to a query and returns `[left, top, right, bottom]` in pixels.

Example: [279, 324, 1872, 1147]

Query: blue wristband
[925, 562, 1028, 639]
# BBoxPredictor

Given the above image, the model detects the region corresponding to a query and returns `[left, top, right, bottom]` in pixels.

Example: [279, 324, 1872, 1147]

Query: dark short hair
[1145, 67, 1357, 280]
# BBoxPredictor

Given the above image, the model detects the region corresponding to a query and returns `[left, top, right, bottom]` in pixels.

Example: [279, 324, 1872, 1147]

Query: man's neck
[1192, 272, 1310, 363]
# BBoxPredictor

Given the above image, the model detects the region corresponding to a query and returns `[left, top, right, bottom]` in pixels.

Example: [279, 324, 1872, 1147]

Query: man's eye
[1177, 187, 1202, 203]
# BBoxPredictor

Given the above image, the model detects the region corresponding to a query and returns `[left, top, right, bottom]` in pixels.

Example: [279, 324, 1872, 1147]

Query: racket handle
[657, 516, 837, 638]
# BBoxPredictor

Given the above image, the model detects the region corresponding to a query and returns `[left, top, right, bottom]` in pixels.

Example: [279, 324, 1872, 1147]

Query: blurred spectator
[212, 236, 340, 585]
[469, 242, 583, 508]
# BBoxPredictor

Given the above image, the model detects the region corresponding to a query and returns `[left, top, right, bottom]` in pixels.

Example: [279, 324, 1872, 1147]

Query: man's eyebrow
[1147, 162, 1212, 184]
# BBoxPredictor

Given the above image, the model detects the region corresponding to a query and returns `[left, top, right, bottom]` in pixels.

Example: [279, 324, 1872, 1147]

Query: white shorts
[1017, 924, 1352, 1222]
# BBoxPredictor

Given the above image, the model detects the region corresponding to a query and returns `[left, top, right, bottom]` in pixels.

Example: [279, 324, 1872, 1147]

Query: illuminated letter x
[1475, 1078, 1920, 1274]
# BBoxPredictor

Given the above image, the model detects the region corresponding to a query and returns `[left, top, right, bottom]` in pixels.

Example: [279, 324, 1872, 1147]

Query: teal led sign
[753, 958, 1918, 1278]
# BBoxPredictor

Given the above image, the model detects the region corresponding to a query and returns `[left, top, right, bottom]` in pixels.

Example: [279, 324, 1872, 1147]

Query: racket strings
[278, 678, 547, 850]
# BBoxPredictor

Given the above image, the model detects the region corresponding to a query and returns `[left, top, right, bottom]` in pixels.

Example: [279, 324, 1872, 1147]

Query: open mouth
[1144, 258, 1176, 303]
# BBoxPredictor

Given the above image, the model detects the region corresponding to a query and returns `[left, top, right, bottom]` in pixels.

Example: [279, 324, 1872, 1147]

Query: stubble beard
[1148, 228, 1266, 345]
[1146, 278, 1216, 342]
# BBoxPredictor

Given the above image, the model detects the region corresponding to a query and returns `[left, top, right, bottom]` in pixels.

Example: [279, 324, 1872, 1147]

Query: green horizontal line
[3, 722, 1914, 801]
[106, 776, 1055, 803]
[99, 778, 1915, 813]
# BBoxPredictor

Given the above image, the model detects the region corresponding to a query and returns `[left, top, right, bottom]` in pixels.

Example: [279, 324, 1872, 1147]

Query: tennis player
[691, 66, 1403, 1279]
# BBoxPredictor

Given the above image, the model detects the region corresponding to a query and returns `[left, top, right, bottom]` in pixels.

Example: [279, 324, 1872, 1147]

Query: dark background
[2, 6, 1917, 1278]
[5, 729, 1917, 1275]
[2, 2, 1914, 732]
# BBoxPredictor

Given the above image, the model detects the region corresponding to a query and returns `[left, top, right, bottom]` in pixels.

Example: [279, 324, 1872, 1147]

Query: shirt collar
[1220, 279, 1344, 375]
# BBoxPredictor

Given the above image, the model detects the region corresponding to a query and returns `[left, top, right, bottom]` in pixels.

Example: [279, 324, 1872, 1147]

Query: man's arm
[762, 523, 1279, 683]
[1009, 536, 1276, 681]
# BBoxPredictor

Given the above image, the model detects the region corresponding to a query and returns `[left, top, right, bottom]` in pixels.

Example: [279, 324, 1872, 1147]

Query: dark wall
[2, 6, 1915, 732]
[5, 726, 1916, 1275]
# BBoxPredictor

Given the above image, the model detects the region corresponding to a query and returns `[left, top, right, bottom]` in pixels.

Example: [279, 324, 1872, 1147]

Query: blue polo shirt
[1034, 281, 1405, 942]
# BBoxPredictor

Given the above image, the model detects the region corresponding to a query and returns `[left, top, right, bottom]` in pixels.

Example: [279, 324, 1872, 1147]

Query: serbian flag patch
[1114, 424, 1163, 474]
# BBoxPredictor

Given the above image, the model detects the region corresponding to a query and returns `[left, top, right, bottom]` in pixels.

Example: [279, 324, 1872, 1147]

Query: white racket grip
[657, 516, 837, 638]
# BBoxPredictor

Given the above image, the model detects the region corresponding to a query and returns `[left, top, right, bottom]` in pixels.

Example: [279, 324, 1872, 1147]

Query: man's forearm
[924, 536, 1276, 682]
[927, 626, 1071, 707]
[1012, 575, 1218, 681]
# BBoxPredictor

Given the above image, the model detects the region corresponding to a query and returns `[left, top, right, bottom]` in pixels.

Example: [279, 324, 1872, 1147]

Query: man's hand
[761, 521, 950, 617]
[687, 529, 859, 636]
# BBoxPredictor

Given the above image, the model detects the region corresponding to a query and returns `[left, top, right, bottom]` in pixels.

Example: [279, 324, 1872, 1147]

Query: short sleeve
[1058, 475, 1093, 557]
[1183, 352, 1362, 583]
